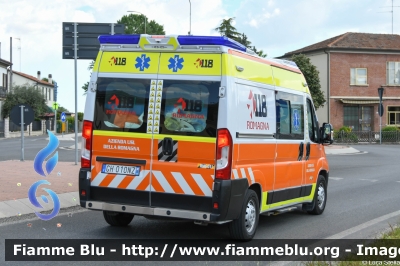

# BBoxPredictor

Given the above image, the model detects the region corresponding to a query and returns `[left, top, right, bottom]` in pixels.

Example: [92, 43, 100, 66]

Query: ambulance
[79, 34, 333, 241]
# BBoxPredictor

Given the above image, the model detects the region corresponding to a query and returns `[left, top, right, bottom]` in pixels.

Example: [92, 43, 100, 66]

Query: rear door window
[93, 78, 150, 132]
[159, 80, 219, 137]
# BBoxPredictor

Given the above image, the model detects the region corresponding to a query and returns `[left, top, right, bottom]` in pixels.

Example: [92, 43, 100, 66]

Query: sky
[0, 0, 399, 113]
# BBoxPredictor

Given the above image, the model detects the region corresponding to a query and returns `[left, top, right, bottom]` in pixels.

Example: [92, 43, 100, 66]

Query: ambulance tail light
[216, 129, 232, 180]
[81, 120, 93, 168]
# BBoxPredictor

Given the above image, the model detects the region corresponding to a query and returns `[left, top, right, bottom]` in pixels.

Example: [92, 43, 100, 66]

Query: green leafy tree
[2, 84, 48, 119]
[78, 112, 84, 121]
[82, 14, 165, 94]
[215, 17, 241, 42]
[82, 81, 89, 95]
[290, 54, 325, 109]
[215, 18, 267, 58]
[117, 14, 165, 35]
[41, 78, 56, 84]
[238, 33, 252, 47]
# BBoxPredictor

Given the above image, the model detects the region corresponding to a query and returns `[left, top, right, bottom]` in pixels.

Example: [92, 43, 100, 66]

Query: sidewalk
[324, 144, 361, 155]
[0, 160, 80, 219]
[0, 144, 360, 219]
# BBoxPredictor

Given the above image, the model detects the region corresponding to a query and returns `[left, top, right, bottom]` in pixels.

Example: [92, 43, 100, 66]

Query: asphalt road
[1, 144, 400, 265]
[0, 135, 81, 162]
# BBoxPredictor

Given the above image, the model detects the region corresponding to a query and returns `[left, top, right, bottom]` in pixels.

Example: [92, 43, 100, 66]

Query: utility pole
[10, 37, 12, 91]
[379, 0, 400, 34]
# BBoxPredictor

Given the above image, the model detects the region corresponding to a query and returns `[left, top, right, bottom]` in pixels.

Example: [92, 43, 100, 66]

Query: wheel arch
[318, 169, 329, 186]
[248, 183, 262, 210]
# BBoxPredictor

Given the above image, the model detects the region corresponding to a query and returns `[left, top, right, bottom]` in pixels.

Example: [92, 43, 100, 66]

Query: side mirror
[320, 123, 333, 145]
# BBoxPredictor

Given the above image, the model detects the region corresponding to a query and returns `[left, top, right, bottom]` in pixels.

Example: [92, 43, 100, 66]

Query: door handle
[305, 142, 311, 161]
[162, 137, 173, 156]
[298, 142, 304, 161]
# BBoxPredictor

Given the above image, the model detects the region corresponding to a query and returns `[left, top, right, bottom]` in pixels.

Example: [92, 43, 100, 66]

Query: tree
[41, 78, 56, 84]
[251, 46, 267, 58]
[238, 33, 252, 48]
[117, 14, 165, 35]
[290, 54, 326, 109]
[57, 105, 69, 113]
[215, 18, 241, 42]
[82, 81, 89, 95]
[2, 84, 48, 119]
[215, 18, 267, 58]
[82, 14, 165, 95]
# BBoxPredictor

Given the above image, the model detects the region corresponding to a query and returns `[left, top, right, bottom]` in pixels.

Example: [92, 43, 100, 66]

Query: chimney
[37, 71, 41, 80]
[48, 74, 52, 84]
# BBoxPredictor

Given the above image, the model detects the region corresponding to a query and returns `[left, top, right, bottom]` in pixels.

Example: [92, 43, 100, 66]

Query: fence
[8, 121, 27, 132]
[31, 121, 42, 131]
[334, 131, 400, 144]
[56, 120, 83, 133]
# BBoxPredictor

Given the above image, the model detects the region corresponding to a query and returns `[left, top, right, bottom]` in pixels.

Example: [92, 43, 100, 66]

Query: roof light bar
[98, 34, 248, 52]
[99, 35, 140, 44]
[177, 35, 247, 52]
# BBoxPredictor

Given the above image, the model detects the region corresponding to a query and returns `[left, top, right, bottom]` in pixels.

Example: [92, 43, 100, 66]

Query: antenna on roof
[378, 0, 400, 34]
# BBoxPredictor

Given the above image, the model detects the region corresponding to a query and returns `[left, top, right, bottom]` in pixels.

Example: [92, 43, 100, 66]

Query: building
[279, 32, 400, 132]
[12, 70, 55, 109]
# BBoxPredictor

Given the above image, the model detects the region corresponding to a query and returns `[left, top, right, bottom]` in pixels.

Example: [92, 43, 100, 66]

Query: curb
[0, 192, 79, 219]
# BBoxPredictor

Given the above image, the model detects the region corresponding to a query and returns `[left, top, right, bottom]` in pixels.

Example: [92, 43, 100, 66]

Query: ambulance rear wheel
[103, 211, 134, 226]
[228, 189, 259, 241]
[307, 175, 327, 215]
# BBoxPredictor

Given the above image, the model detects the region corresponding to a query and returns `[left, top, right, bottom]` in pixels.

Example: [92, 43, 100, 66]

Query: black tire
[103, 211, 134, 226]
[228, 189, 259, 241]
[307, 175, 327, 215]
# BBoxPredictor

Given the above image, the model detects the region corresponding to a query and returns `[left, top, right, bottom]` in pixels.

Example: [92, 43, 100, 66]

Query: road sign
[52, 102, 59, 110]
[61, 112, 66, 122]
[378, 103, 384, 117]
[10, 104, 34, 126]
[62, 22, 124, 60]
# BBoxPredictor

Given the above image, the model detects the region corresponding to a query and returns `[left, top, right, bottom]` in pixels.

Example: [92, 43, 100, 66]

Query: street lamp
[127, 11, 147, 34]
[15, 37, 21, 71]
[378, 87, 384, 144]
[188, 0, 191, 35]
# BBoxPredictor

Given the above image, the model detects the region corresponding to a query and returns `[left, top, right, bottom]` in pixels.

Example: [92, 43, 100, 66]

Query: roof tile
[12, 71, 53, 86]
[283, 32, 400, 56]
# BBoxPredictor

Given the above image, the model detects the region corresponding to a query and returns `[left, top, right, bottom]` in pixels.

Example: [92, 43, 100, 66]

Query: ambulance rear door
[90, 51, 161, 207]
[148, 52, 222, 216]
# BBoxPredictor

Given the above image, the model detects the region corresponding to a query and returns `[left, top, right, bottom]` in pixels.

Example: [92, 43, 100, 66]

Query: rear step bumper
[86, 201, 211, 221]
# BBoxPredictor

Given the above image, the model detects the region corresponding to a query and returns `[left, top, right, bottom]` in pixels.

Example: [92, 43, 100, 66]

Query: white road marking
[330, 177, 343, 180]
[359, 178, 378, 182]
[325, 209, 400, 239]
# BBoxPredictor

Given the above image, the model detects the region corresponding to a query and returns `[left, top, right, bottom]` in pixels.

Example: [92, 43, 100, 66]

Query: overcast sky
[0, 0, 399, 113]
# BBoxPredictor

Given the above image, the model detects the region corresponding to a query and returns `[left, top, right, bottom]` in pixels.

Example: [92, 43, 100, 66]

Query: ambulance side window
[276, 91, 304, 140]
[306, 99, 319, 142]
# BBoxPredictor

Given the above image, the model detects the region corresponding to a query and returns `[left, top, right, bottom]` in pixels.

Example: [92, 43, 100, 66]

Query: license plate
[101, 164, 141, 176]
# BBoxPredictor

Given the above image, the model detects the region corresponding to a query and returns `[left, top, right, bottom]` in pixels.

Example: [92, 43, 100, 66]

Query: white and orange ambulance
[79, 34, 333, 241]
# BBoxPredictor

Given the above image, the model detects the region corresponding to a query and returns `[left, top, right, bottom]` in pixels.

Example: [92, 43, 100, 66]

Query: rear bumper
[85, 201, 211, 221]
[79, 168, 248, 222]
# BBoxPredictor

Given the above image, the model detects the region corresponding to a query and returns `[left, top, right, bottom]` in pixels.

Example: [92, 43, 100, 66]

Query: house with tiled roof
[278, 32, 400, 132]
[12, 70, 55, 109]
